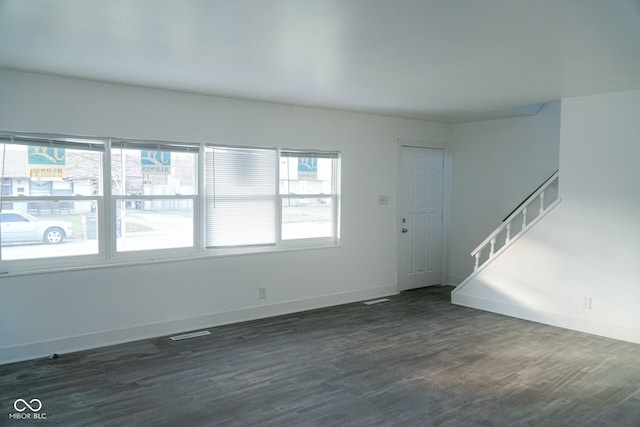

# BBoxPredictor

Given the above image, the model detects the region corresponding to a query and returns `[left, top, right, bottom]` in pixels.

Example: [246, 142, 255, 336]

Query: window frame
[0, 132, 107, 270]
[108, 139, 200, 259]
[278, 149, 341, 247]
[0, 131, 341, 276]
[203, 144, 279, 250]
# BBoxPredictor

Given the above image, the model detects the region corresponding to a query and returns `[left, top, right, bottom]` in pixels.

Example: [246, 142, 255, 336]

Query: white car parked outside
[0, 210, 74, 244]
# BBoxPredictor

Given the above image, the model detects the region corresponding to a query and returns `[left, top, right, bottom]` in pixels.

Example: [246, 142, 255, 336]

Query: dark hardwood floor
[2, 286, 640, 426]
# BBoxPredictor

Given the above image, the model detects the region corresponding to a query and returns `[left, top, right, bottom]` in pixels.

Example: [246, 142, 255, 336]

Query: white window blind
[110, 139, 200, 153]
[279, 150, 339, 159]
[205, 146, 277, 247]
[0, 131, 106, 151]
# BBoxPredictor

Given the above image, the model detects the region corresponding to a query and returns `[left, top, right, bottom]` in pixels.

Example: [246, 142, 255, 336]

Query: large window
[111, 140, 198, 253]
[0, 134, 103, 262]
[0, 131, 340, 274]
[279, 150, 340, 241]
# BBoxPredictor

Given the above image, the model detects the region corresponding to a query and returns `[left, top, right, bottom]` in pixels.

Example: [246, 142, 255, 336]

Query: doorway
[398, 146, 444, 291]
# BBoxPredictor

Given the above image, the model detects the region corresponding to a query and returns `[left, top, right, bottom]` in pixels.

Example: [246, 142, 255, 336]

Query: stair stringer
[451, 202, 640, 345]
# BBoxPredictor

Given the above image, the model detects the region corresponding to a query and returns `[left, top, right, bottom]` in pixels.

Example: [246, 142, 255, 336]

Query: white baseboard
[452, 292, 640, 346]
[1, 285, 398, 365]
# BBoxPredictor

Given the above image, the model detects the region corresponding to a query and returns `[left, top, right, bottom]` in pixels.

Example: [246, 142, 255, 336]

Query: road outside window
[279, 154, 339, 241]
[111, 147, 197, 253]
[0, 142, 101, 261]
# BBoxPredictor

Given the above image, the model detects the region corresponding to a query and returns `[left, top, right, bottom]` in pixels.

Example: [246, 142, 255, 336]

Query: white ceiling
[1, 0, 639, 123]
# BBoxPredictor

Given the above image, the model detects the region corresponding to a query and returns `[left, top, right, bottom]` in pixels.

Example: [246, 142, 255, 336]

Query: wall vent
[364, 298, 390, 305]
[169, 330, 211, 341]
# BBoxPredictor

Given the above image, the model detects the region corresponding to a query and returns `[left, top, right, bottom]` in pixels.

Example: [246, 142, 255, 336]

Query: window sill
[0, 240, 342, 278]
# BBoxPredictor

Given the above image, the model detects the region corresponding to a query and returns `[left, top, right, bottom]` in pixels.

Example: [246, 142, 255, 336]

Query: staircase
[453, 171, 560, 292]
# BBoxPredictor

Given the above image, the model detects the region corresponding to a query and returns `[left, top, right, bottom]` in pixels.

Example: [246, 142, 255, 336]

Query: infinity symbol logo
[13, 398, 42, 412]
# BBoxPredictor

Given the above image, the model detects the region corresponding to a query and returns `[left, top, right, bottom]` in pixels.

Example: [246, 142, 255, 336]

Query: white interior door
[398, 147, 444, 291]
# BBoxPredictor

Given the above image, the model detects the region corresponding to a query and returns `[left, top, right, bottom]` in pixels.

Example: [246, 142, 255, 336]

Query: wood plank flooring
[2, 286, 640, 426]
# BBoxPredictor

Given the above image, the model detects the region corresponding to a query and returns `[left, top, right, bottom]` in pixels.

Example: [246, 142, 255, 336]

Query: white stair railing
[471, 171, 560, 273]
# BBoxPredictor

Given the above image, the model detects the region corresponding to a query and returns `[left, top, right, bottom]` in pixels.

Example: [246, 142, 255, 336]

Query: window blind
[0, 131, 106, 151]
[205, 146, 277, 247]
[280, 149, 340, 159]
[110, 139, 200, 153]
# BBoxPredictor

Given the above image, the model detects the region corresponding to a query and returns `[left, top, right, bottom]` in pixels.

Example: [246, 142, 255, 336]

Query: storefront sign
[141, 151, 171, 175]
[28, 147, 66, 178]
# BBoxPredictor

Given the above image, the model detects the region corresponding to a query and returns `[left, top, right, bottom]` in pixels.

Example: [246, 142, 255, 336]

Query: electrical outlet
[259, 287, 267, 299]
[583, 296, 592, 310]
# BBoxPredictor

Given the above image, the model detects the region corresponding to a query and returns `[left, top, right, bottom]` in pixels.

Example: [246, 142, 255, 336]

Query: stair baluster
[468, 171, 560, 273]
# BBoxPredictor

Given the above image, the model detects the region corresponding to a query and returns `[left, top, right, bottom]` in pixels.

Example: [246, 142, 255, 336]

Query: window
[110, 140, 198, 253]
[0, 131, 341, 274]
[205, 146, 277, 247]
[0, 134, 104, 262]
[279, 150, 340, 242]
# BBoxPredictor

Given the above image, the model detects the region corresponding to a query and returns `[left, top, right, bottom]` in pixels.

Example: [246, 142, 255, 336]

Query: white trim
[0, 241, 342, 278]
[277, 153, 340, 244]
[0, 133, 343, 276]
[451, 292, 640, 346]
[396, 138, 451, 290]
[442, 147, 453, 286]
[0, 284, 398, 365]
[470, 171, 559, 257]
[1, 195, 100, 202]
[104, 138, 114, 259]
[275, 148, 283, 246]
[453, 198, 561, 294]
[396, 138, 449, 150]
[196, 144, 205, 251]
[112, 195, 195, 200]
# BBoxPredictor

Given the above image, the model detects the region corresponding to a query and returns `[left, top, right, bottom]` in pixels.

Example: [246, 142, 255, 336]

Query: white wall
[453, 89, 640, 344]
[0, 69, 450, 364]
[448, 103, 561, 284]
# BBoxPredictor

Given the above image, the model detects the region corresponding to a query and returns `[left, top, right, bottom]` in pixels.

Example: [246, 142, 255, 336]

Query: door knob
[402, 228, 408, 233]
